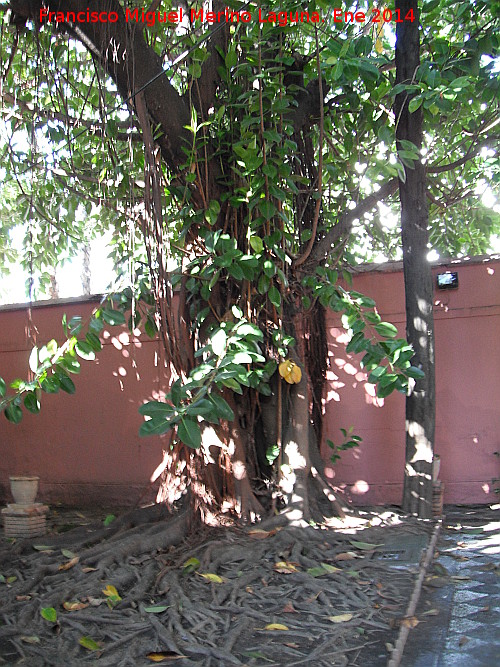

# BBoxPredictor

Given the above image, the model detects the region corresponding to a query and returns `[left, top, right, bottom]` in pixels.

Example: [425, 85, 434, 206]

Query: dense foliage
[0, 0, 498, 518]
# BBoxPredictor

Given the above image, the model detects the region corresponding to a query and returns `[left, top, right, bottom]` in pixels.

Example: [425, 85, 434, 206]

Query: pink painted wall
[0, 298, 170, 507]
[323, 256, 500, 506]
[1, 256, 499, 507]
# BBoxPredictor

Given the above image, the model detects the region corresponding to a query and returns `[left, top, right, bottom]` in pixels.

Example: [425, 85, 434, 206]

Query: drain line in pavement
[387, 520, 442, 667]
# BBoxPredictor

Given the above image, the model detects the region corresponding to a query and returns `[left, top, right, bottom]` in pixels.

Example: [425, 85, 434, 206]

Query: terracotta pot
[9, 476, 40, 505]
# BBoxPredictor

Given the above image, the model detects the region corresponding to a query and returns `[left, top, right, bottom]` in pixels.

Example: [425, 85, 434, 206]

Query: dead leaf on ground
[16, 595, 31, 601]
[263, 623, 289, 631]
[385, 643, 394, 652]
[458, 636, 469, 647]
[421, 608, 440, 616]
[248, 528, 279, 539]
[401, 616, 420, 629]
[328, 613, 353, 623]
[479, 605, 490, 612]
[334, 551, 359, 561]
[20, 636, 40, 644]
[146, 652, 186, 662]
[197, 572, 225, 584]
[282, 602, 298, 614]
[63, 601, 89, 612]
[451, 575, 471, 582]
[274, 561, 299, 574]
[59, 556, 80, 571]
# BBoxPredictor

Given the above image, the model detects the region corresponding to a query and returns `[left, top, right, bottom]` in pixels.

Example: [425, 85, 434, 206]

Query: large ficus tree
[1, 0, 499, 524]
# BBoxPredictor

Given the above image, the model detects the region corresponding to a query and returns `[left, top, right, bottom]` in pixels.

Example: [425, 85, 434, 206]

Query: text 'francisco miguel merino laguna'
[39, 6, 325, 27]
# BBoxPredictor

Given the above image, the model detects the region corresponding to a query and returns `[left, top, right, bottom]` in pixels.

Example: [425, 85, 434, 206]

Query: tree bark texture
[395, 0, 435, 518]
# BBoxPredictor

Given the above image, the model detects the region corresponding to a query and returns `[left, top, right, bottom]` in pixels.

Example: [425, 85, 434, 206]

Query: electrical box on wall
[436, 271, 459, 290]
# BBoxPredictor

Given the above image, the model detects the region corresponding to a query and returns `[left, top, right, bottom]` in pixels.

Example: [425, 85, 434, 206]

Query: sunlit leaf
[264, 623, 289, 631]
[328, 613, 353, 623]
[198, 572, 224, 584]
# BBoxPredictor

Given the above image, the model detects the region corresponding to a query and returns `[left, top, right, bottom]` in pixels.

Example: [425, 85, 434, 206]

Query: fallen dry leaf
[146, 652, 186, 662]
[479, 605, 490, 612]
[334, 551, 358, 561]
[197, 573, 225, 584]
[248, 528, 278, 539]
[63, 601, 89, 612]
[458, 636, 469, 647]
[59, 556, 80, 571]
[282, 602, 298, 614]
[264, 623, 289, 631]
[401, 616, 420, 629]
[81, 567, 98, 573]
[16, 595, 31, 601]
[274, 561, 299, 574]
[421, 608, 440, 616]
[328, 613, 353, 623]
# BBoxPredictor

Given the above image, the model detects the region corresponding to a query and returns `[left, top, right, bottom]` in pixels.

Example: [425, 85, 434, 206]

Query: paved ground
[402, 504, 500, 667]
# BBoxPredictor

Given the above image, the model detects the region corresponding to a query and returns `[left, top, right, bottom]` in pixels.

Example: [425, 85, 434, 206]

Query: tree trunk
[395, 0, 435, 518]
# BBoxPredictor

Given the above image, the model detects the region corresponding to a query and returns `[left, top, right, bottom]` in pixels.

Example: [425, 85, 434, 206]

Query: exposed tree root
[0, 504, 432, 666]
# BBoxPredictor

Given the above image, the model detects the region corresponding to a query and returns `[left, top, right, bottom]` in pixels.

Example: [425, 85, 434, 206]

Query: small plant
[327, 428, 363, 464]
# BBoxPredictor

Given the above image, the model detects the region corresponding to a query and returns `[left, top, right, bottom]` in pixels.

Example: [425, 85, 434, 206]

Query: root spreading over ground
[0, 506, 429, 666]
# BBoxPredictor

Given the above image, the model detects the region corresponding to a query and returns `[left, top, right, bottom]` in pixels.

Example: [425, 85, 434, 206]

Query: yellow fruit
[278, 360, 302, 385]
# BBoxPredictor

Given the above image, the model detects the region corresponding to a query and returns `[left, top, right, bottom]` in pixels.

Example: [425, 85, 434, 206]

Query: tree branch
[9, 0, 191, 171]
[427, 134, 499, 175]
[308, 178, 399, 268]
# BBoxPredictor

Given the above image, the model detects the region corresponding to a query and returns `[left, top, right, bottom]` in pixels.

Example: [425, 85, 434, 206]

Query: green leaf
[139, 401, 174, 418]
[4, 404, 23, 424]
[78, 636, 100, 651]
[408, 96, 423, 113]
[58, 375, 76, 394]
[139, 419, 172, 437]
[40, 607, 57, 623]
[75, 341, 95, 361]
[259, 200, 277, 221]
[85, 332, 102, 352]
[0, 377, 6, 398]
[406, 366, 425, 380]
[178, 417, 201, 449]
[268, 285, 281, 308]
[349, 540, 383, 550]
[209, 393, 234, 421]
[375, 322, 398, 338]
[24, 392, 40, 414]
[102, 309, 126, 326]
[143, 605, 170, 613]
[249, 236, 264, 253]
[59, 357, 81, 374]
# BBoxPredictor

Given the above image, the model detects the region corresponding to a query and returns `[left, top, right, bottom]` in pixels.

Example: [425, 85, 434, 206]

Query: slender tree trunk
[395, 0, 435, 518]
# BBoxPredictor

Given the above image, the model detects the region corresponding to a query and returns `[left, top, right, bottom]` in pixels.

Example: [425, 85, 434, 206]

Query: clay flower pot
[9, 476, 40, 505]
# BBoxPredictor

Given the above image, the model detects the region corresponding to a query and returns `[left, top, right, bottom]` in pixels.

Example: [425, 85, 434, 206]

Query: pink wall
[0, 298, 170, 506]
[323, 256, 500, 506]
[1, 256, 499, 508]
